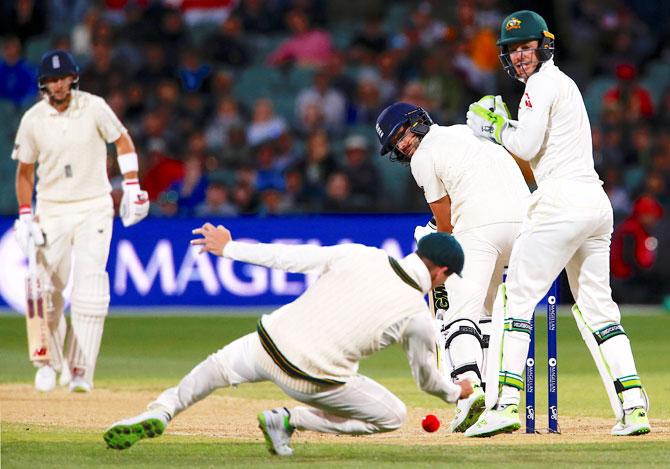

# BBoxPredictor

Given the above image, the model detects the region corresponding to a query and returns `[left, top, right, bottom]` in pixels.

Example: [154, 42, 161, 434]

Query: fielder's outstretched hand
[191, 223, 232, 256]
[458, 380, 474, 399]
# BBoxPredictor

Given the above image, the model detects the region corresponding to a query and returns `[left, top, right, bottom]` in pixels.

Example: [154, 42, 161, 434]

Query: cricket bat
[25, 237, 50, 361]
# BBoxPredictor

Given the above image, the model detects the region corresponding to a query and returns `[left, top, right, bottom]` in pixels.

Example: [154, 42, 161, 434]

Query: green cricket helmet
[497, 10, 555, 81]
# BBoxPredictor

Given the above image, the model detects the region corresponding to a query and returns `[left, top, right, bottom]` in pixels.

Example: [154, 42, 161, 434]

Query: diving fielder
[465, 10, 650, 436]
[104, 224, 472, 455]
[375, 102, 530, 432]
[12, 50, 149, 393]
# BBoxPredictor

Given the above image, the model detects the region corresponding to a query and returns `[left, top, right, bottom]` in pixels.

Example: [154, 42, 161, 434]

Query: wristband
[117, 152, 139, 174]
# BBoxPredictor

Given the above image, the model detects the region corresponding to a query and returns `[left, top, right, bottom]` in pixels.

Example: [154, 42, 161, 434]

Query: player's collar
[398, 253, 432, 293]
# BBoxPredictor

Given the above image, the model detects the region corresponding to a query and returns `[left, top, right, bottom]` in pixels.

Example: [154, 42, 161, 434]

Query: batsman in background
[375, 102, 530, 432]
[465, 10, 650, 436]
[12, 50, 149, 393]
[104, 224, 472, 455]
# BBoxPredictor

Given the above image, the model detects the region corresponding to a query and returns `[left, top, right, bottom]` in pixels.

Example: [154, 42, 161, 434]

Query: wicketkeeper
[12, 50, 149, 393]
[104, 223, 472, 456]
[465, 10, 650, 437]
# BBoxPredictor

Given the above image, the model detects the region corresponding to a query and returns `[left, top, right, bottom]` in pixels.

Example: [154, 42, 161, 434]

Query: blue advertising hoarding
[0, 215, 430, 312]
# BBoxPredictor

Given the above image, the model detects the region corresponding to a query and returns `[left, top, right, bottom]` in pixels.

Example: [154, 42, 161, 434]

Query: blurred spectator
[204, 14, 250, 69]
[274, 130, 300, 169]
[135, 42, 175, 88]
[349, 16, 388, 67]
[0, 0, 47, 44]
[218, 123, 251, 169]
[321, 171, 357, 213]
[0, 36, 37, 107]
[295, 129, 337, 200]
[71, 7, 100, 60]
[323, 51, 356, 102]
[283, 165, 311, 212]
[195, 181, 238, 217]
[177, 48, 212, 94]
[255, 142, 285, 192]
[626, 124, 655, 168]
[375, 51, 401, 104]
[399, 81, 438, 118]
[80, 40, 125, 96]
[167, 154, 209, 216]
[451, 0, 500, 95]
[142, 138, 185, 201]
[602, 63, 654, 123]
[339, 135, 381, 208]
[266, 9, 334, 68]
[603, 167, 631, 221]
[247, 98, 287, 146]
[235, 0, 282, 33]
[347, 73, 384, 125]
[153, 189, 180, 218]
[420, 48, 469, 124]
[295, 67, 346, 135]
[258, 187, 292, 216]
[231, 179, 259, 214]
[611, 195, 665, 303]
[205, 96, 244, 151]
[160, 8, 189, 55]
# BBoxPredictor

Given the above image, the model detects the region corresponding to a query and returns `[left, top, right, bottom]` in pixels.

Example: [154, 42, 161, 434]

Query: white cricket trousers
[448, 222, 520, 321]
[152, 332, 407, 435]
[499, 180, 644, 408]
[35, 196, 113, 381]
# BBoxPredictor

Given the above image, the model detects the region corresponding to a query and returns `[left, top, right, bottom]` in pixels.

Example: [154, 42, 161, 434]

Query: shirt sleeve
[411, 147, 446, 204]
[388, 313, 462, 403]
[93, 96, 127, 144]
[222, 240, 365, 274]
[11, 114, 38, 164]
[501, 73, 558, 161]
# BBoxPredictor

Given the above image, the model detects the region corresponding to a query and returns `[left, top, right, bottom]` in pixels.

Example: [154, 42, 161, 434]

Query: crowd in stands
[1, 0, 669, 303]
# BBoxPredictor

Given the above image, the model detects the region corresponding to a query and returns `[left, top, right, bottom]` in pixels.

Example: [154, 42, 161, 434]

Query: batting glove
[14, 206, 45, 257]
[414, 218, 438, 244]
[120, 178, 150, 227]
[466, 99, 510, 145]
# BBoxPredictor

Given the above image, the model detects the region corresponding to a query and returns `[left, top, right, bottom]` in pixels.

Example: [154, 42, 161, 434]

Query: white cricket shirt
[501, 59, 601, 186]
[223, 240, 462, 403]
[411, 124, 530, 233]
[11, 90, 126, 203]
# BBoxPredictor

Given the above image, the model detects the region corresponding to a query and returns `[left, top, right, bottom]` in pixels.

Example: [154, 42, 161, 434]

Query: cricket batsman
[104, 224, 472, 455]
[375, 102, 530, 432]
[12, 50, 149, 393]
[465, 10, 650, 436]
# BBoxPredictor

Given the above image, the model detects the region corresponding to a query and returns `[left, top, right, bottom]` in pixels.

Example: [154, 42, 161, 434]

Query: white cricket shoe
[464, 404, 521, 437]
[611, 407, 651, 436]
[69, 376, 91, 393]
[104, 409, 170, 450]
[258, 407, 295, 456]
[450, 384, 486, 432]
[35, 365, 56, 392]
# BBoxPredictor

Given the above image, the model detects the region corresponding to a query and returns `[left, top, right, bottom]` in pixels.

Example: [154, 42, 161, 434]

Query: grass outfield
[1, 312, 669, 467]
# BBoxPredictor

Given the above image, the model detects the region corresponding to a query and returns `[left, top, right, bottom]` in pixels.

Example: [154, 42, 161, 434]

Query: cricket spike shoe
[103, 409, 170, 450]
[464, 404, 521, 437]
[450, 384, 486, 432]
[35, 364, 56, 392]
[258, 407, 295, 456]
[611, 407, 651, 436]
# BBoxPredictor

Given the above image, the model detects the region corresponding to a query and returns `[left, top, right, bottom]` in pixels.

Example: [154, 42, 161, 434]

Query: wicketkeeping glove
[466, 95, 511, 145]
[14, 208, 45, 256]
[120, 178, 150, 227]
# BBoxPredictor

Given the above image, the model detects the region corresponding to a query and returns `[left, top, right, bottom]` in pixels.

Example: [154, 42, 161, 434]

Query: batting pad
[67, 272, 109, 385]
